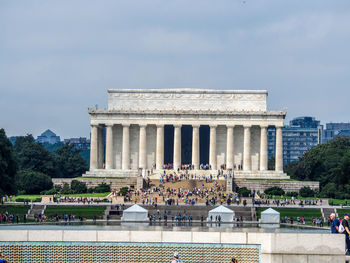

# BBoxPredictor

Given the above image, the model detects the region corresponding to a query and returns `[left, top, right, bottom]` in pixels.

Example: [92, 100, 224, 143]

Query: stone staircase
[27, 204, 46, 219]
[322, 207, 337, 221]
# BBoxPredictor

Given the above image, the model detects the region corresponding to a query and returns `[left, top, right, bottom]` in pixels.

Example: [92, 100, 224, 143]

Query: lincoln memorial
[84, 89, 289, 179]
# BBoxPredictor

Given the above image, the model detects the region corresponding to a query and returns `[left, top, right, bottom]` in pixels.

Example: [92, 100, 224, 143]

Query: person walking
[341, 213, 350, 255]
[171, 252, 183, 263]
[330, 213, 340, 233]
[230, 256, 239, 263]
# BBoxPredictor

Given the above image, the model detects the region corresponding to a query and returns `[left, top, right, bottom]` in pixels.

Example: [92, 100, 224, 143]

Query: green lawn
[74, 176, 125, 180]
[256, 208, 322, 224]
[12, 195, 42, 202]
[263, 195, 319, 200]
[336, 209, 350, 218]
[329, 199, 350, 206]
[59, 192, 110, 198]
[45, 206, 106, 219]
[0, 205, 30, 218]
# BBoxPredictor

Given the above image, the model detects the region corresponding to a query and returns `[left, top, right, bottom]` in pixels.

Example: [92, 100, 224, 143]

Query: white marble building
[85, 89, 288, 179]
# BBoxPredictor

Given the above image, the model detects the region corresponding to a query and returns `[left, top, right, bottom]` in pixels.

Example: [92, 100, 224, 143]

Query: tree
[16, 170, 53, 194]
[14, 135, 56, 177]
[287, 137, 350, 198]
[54, 144, 88, 178]
[0, 129, 17, 195]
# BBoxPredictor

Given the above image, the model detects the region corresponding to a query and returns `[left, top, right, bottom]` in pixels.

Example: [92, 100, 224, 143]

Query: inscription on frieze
[108, 89, 267, 112]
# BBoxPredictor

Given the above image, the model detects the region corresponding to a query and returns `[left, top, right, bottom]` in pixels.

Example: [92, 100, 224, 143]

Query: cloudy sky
[1, 0, 349, 139]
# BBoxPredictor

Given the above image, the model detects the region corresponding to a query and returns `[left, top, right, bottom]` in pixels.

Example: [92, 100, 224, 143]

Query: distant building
[322, 122, 350, 143]
[64, 137, 90, 150]
[268, 117, 321, 165]
[8, 136, 19, 145]
[36, 129, 61, 144]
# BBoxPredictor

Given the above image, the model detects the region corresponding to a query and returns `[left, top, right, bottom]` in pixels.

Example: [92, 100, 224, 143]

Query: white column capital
[209, 125, 217, 128]
[275, 125, 284, 129]
[192, 124, 200, 128]
[105, 124, 114, 127]
[156, 124, 164, 128]
[174, 124, 182, 128]
[243, 125, 252, 129]
[227, 125, 235, 129]
[260, 124, 268, 129]
[122, 123, 130, 127]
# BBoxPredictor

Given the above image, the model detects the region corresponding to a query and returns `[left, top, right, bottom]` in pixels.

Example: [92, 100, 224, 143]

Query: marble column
[139, 125, 147, 169]
[275, 125, 283, 172]
[156, 125, 164, 170]
[192, 125, 200, 170]
[98, 126, 104, 169]
[90, 125, 98, 170]
[259, 125, 268, 171]
[122, 124, 130, 170]
[226, 126, 234, 170]
[209, 125, 217, 170]
[243, 125, 251, 171]
[105, 124, 114, 170]
[173, 125, 182, 170]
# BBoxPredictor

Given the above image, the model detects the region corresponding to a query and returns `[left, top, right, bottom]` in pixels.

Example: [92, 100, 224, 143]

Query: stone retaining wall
[52, 177, 138, 191]
[235, 179, 319, 192]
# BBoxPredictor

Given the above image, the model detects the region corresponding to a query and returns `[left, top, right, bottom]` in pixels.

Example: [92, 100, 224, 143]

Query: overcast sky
[1, 0, 349, 139]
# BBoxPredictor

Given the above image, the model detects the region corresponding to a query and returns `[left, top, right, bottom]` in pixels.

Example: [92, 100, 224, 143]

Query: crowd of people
[0, 211, 25, 224]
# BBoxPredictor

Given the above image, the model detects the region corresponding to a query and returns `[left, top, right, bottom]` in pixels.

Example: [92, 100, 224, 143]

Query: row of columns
[90, 124, 284, 172]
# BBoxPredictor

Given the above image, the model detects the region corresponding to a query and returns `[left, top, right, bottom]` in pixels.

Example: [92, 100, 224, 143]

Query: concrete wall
[236, 179, 320, 192]
[0, 230, 345, 263]
[52, 178, 137, 191]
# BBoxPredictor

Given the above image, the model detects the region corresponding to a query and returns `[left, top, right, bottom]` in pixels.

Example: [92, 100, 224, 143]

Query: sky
[1, 0, 350, 139]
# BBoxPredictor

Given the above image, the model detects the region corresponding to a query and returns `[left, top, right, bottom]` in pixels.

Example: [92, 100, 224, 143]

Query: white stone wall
[1, 230, 344, 263]
[234, 126, 244, 167]
[216, 125, 227, 167]
[146, 125, 157, 169]
[130, 125, 139, 170]
[113, 125, 123, 169]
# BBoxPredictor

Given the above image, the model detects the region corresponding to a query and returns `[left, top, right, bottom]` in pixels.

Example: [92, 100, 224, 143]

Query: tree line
[285, 137, 350, 199]
[0, 129, 88, 196]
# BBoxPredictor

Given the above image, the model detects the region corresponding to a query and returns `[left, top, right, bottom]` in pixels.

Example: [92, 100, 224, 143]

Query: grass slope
[256, 208, 322, 223]
[45, 206, 106, 219]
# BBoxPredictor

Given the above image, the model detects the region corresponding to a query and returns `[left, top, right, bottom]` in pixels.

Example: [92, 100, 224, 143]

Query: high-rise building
[268, 117, 321, 165]
[322, 122, 350, 143]
[36, 129, 61, 144]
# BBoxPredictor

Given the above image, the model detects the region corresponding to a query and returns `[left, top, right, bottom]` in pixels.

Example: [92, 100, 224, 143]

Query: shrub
[264, 186, 285, 196]
[299, 186, 315, 197]
[93, 183, 110, 193]
[237, 187, 250, 197]
[286, 192, 298, 197]
[118, 187, 129, 196]
[71, 180, 87, 194]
